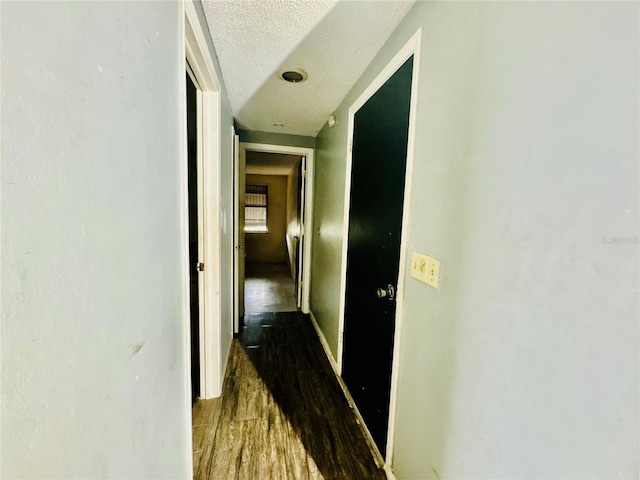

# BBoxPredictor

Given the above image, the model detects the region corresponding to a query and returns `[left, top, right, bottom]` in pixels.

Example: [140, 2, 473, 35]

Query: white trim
[231, 124, 238, 338]
[195, 88, 206, 398]
[238, 142, 315, 314]
[384, 464, 398, 480]
[184, 2, 220, 92]
[185, 62, 199, 89]
[301, 154, 315, 314]
[235, 144, 247, 333]
[336, 28, 423, 470]
[203, 89, 223, 399]
[296, 156, 306, 310]
[232, 127, 241, 335]
[178, 11, 193, 479]
[309, 311, 338, 373]
[386, 29, 422, 468]
[184, 0, 224, 403]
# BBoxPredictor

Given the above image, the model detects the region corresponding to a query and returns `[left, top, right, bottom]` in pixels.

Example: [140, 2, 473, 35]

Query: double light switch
[411, 252, 441, 288]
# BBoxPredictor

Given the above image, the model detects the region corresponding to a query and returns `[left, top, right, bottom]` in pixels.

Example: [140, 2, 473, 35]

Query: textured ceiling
[246, 152, 302, 176]
[202, 0, 415, 137]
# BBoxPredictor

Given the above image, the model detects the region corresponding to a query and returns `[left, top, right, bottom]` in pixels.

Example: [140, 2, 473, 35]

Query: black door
[186, 72, 200, 404]
[342, 56, 413, 456]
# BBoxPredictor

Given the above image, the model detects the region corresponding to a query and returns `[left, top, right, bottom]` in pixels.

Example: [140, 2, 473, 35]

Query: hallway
[245, 262, 298, 313]
[192, 309, 386, 479]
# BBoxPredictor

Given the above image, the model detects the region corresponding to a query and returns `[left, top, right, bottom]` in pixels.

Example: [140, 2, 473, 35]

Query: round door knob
[376, 284, 395, 300]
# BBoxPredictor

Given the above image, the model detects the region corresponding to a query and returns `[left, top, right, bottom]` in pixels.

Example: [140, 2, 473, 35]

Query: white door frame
[182, 0, 224, 406]
[185, 61, 207, 401]
[232, 127, 243, 334]
[296, 155, 307, 310]
[336, 29, 422, 467]
[238, 142, 315, 314]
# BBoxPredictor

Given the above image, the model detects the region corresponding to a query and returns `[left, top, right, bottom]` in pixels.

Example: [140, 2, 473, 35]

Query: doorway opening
[185, 67, 201, 404]
[234, 143, 315, 332]
[245, 152, 301, 313]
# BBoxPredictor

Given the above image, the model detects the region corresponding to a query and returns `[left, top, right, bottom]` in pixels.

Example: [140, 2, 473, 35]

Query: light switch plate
[411, 253, 429, 281]
[426, 256, 441, 288]
[411, 252, 441, 288]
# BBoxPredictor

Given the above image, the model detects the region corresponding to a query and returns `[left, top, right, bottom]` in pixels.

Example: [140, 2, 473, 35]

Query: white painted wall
[311, 2, 638, 478]
[0, 2, 233, 476]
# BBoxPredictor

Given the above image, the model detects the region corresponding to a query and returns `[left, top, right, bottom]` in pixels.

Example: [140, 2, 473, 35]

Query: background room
[244, 151, 304, 314]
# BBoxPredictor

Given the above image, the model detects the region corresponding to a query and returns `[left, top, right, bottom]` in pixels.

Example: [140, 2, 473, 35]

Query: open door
[186, 66, 206, 403]
[296, 156, 307, 309]
[233, 131, 245, 333]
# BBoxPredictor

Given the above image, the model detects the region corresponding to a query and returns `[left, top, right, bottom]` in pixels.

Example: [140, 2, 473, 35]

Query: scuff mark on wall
[129, 343, 144, 356]
[431, 466, 441, 480]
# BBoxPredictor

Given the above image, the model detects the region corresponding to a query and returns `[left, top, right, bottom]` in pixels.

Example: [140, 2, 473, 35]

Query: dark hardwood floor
[193, 311, 387, 479]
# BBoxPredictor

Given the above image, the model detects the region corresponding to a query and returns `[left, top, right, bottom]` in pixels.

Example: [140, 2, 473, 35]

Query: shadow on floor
[240, 311, 387, 479]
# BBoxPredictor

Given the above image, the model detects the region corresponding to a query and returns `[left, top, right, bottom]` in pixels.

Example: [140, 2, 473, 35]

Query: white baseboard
[307, 310, 394, 477]
[308, 311, 339, 374]
[384, 463, 398, 480]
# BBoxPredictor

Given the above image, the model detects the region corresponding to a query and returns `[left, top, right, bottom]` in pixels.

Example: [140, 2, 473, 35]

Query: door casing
[237, 142, 315, 318]
[336, 28, 423, 467]
[296, 155, 307, 309]
[233, 128, 244, 333]
[185, 65, 204, 404]
[183, 1, 225, 407]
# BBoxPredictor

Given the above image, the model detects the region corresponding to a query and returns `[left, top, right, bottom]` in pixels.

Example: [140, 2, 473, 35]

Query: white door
[233, 132, 245, 333]
[296, 156, 307, 309]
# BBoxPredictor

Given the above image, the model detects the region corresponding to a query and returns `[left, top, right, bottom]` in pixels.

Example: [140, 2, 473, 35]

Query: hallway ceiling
[201, 0, 415, 137]
[246, 152, 301, 176]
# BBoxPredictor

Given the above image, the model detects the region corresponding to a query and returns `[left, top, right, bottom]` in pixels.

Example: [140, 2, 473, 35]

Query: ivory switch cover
[411, 253, 429, 281]
[411, 252, 441, 288]
[425, 256, 441, 288]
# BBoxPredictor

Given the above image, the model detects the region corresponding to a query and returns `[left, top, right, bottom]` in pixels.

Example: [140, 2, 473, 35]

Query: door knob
[376, 284, 395, 301]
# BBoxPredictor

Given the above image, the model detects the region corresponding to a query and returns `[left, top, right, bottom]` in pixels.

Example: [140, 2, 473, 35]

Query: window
[245, 185, 268, 233]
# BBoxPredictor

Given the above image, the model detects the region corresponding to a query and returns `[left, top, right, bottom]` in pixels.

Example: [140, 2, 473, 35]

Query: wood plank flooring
[244, 262, 298, 313]
[193, 311, 387, 479]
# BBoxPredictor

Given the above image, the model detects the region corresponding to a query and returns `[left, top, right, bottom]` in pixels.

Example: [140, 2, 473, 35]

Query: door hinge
[298, 281, 303, 288]
[196, 262, 205, 272]
[348, 140, 353, 153]
[302, 169, 307, 178]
